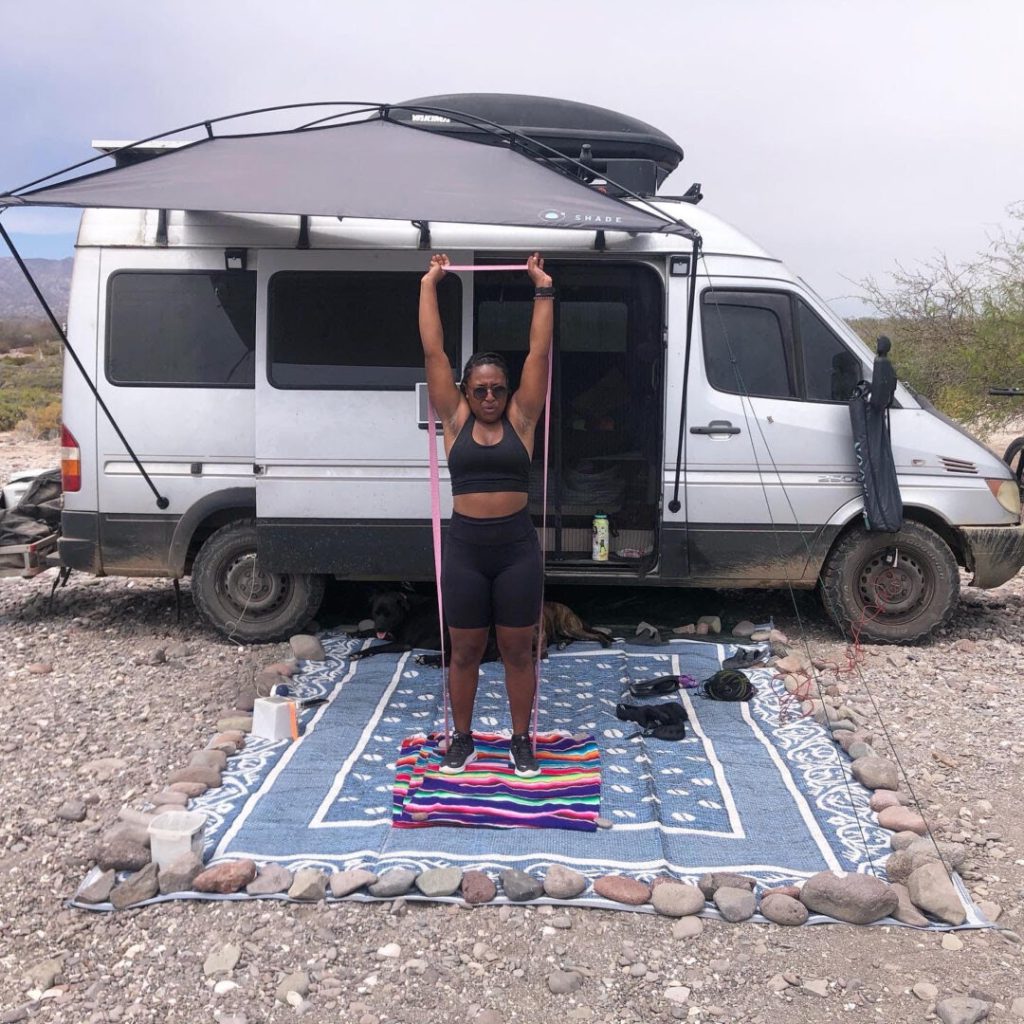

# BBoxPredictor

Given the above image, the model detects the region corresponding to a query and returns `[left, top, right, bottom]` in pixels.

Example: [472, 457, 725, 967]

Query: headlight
[986, 478, 1022, 517]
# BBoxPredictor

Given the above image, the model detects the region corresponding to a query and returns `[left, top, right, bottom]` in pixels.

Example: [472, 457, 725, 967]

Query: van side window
[701, 293, 795, 399]
[107, 271, 256, 387]
[268, 271, 461, 389]
[795, 298, 863, 402]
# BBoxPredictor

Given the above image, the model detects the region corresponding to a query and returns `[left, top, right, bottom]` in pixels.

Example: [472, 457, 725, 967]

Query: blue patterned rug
[188, 632, 897, 889]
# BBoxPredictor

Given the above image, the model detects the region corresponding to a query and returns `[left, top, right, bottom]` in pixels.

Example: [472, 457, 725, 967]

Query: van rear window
[106, 271, 256, 387]
[268, 271, 461, 389]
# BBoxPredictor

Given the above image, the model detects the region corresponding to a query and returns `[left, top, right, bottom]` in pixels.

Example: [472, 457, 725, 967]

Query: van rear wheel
[191, 518, 325, 643]
[819, 521, 959, 644]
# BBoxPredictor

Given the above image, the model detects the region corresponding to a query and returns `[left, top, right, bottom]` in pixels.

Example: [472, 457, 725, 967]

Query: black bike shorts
[441, 508, 543, 629]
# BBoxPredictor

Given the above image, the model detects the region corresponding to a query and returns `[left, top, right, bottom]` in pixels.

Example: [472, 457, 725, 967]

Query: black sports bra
[448, 413, 531, 496]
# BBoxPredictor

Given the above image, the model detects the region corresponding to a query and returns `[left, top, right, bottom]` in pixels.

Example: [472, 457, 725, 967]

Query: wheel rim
[220, 551, 291, 619]
[857, 547, 933, 623]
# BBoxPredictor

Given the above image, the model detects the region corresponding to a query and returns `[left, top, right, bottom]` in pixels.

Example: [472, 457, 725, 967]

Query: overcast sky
[2, 0, 1022, 315]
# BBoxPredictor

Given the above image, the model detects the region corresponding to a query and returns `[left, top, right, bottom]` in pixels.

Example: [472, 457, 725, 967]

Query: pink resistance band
[442, 264, 529, 272]
[427, 350, 553, 755]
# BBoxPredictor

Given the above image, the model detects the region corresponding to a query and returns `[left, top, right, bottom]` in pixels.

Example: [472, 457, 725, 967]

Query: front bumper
[961, 523, 1024, 589]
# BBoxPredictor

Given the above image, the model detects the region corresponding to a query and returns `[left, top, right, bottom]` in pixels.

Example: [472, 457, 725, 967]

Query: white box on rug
[148, 810, 207, 870]
[252, 696, 297, 741]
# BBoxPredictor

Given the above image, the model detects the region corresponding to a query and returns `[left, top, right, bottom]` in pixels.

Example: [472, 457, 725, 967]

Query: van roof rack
[392, 94, 683, 198]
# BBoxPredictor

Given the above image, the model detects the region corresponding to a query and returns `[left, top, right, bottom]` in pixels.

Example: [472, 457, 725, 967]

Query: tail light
[61, 424, 81, 492]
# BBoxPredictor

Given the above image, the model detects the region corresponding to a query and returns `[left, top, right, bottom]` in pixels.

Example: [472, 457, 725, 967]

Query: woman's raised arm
[511, 252, 553, 428]
[419, 253, 462, 426]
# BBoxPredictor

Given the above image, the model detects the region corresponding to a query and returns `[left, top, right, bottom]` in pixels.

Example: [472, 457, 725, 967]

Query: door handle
[690, 420, 741, 436]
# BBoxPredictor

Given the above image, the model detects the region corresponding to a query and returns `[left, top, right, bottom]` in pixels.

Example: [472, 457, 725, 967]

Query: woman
[419, 251, 553, 777]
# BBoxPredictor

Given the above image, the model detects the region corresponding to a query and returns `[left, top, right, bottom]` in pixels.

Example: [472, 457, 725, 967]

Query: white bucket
[252, 696, 297, 741]
[148, 810, 207, 870]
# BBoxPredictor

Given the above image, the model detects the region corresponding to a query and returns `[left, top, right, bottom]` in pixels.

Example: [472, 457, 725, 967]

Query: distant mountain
[0, 257, 72, 319]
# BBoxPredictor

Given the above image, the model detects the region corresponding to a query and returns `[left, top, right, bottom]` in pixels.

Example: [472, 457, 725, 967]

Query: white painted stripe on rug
[740, 699, 843, 872]
[212, 656, 362, 858]
[674, 652, 744, 839]
[308, 652, 411, 828]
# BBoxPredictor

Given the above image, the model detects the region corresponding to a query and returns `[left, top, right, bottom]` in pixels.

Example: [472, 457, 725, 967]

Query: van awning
[0, 108, 696, 239]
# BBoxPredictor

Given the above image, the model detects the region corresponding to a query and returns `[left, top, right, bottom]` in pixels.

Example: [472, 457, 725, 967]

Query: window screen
[268, 271, 461, 389]
[702, 299, 794, 399]
[797, 299, 863, 402]
[107, 271, 256, 387]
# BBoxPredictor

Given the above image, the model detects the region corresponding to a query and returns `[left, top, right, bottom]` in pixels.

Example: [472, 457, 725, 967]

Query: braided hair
[460, 352, 511, 391]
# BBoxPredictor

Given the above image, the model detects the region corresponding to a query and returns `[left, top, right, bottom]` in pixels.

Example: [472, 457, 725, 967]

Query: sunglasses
[469, 384, 508, 401]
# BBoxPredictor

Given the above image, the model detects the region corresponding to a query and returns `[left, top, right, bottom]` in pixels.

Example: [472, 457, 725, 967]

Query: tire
[819, 520, 959, 644]
[191, 518, 325, 643]
[1002, 436, 1024, 502]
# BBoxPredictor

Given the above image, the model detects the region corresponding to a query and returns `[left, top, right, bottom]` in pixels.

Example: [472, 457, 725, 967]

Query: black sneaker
[509, 733, 541, 778]
[439, 731, 477, 774]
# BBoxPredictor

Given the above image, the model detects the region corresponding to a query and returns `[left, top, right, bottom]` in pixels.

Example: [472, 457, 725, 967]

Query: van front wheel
[191, 519, 325, 643]
[819, 521, 958, 644]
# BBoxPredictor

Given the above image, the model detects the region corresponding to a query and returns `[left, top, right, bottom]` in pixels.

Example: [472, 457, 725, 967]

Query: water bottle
[592, 512, 609, 562]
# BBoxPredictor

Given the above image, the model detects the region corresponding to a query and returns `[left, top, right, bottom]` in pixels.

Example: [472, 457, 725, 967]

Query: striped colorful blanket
[393, 732, 601, 831]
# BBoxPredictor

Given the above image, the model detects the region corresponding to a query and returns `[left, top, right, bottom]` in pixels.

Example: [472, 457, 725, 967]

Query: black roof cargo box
[393, 94, 683, 196]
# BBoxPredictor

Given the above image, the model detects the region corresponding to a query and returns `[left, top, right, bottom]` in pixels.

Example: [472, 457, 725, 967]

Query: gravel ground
[2, 431, 1023, 1024]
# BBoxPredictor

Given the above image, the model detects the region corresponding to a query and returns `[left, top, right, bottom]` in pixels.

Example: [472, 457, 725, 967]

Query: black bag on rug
[702, 669, 756, 702]
[615, 701, 688, 740]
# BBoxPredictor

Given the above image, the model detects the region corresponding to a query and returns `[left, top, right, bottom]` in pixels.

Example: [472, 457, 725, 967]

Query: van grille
[940, 456, 978, 475]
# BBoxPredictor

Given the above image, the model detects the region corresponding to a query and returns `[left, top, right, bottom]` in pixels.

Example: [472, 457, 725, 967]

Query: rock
[762, 885, 802, 900]
[803, 979, 829, 997]
[26, 958, 63, 991]
[906, 837, 967, 871]
[850, 756, 899, 791]
[165, 642, 191, 658]
[1009, 996, 1024, 1018]
[847, 741, 876, 759]
[543, 864, 587, 900]
[547, 971, 582, 995]
[500, 868, 544, 902]
[216, 715, 253, 733]
[732, 620, 756, 637]
[110, 863, 159, 909]
[760, 893, 809, 926]
[377, 942, 401, 958]
[877, 806, 928, 835]
[891, 830, 920, 851]
[888, 883, 928, 927]
[673, 624, 697, 635]
[697, 615, 721, 633]
[189, 749, 228, 771]
[664, 987, 691, 1004]
[935, 996, 990, 1024]
[275, 971, 310, 1005]
[78, 868, 116, 904]
[244, 863, 292, 895]
[329, 868, 377, 898]
[169, 781, 209, 798]
[953, 639, 978, 655]
[698, 872, 756, 900]
[799, 871, 898, 925]
[775, 653, 811, 674]
[652, 883, 705, 918]
[289, 634, 326, 661]
[713, 886, 756, 922]
[415, 867, 463, 897]
[56, 800, 87, 822]
[214, 980, 239, 996]
[288, 867, 326, 901]
[942, 934, 964, 951]
[595, 817, 612, 829]
[696, 622, 710, 635]
[158, 851, 204, 894]
[767, 975, 789, 993]
[192, 859, 257, 894]
[149, 789, 188, 808]
[26, 662, 53, 674]
[869, 790, 908, 812]
[167, 765, 222, 788]
[203, 943, 242, 978]
[750, 629, 771, 641]
[368, 868, 417, 898]
[913, 982, 939, 1001]
[672, 916, 704, 939]
[907, 862, 967, 925]
[94, 838, 150, 872]
[460, 871, 497, 905]
[593, 875, 651, 906]
[976, 900, 1002, 923]
[885, 851, 916, 886]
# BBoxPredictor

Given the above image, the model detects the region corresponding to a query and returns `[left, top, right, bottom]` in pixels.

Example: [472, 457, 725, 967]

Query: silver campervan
[53, 96, 1024, 643]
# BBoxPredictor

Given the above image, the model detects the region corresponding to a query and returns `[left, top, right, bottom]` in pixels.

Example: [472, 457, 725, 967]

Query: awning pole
[667, 236, 701, 516]
[0, 216, 169, 509]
